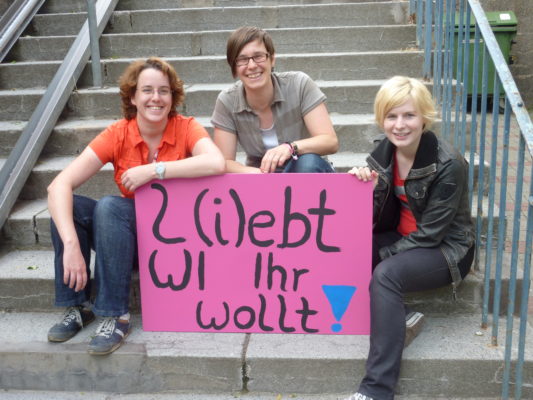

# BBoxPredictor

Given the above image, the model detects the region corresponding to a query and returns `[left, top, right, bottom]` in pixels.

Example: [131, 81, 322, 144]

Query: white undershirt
[260, 124, 279, 149]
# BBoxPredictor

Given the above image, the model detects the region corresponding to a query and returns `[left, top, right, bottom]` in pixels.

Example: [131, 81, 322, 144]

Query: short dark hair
[119, 57, 185, 119]
[226, 26, 275, 78]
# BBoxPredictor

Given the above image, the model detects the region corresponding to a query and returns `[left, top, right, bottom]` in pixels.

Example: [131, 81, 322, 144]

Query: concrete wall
[480, 0, 533, 108]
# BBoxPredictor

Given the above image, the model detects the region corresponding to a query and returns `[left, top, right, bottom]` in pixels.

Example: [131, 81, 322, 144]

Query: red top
[393, 153, 417, 236]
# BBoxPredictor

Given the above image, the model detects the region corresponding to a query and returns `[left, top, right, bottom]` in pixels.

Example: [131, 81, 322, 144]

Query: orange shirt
[89, 114, 209, 198]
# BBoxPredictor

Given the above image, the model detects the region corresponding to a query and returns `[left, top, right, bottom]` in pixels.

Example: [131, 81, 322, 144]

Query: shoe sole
[47, 334, 75, 343]
[87, 331, 130, 356]
[406, 311, 423, 327]
[404, 312, 425, 348]
[47, 314, 96, 343]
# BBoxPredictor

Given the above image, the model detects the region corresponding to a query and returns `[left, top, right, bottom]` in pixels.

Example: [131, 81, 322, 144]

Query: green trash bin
[452, 11, 517, 96]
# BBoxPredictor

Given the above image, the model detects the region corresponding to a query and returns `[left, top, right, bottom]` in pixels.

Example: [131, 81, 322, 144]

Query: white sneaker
[343, 392, 374, 400]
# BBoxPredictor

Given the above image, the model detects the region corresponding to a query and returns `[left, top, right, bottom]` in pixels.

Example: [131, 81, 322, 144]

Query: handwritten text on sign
[134, 174, 372, 334]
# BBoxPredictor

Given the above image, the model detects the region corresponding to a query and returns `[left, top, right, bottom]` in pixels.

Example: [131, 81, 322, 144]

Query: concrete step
[0, 392, 503, 400]
[0, 172, 501, 247]
[0, 311, 530, 397]
[10, 153, 368, 201]
[7, 24, 416, 63]
[6, 142, 484, 201]
[1, 50, 423, 90]
[0, 113, 472, 158]
[0, 114, 405, 157]
[0, 390, 504, 400]
[0, 246, 523, 316]
[0, 79, 419, 120]
[26, 2, 410, 37]
[40, 0, 397, 14]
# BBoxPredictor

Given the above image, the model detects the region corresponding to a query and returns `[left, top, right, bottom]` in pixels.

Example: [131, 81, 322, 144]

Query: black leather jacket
[367, 130, 475, 289]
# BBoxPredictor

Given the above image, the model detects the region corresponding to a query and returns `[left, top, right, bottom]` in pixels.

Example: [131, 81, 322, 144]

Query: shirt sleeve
[88, 125, 116, 164]
[298, 72, 327, 116]
[185, 117, 210, 156]
[210, 91, 237, 134]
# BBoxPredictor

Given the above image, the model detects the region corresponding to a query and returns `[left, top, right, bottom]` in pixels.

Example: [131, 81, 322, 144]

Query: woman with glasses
[46, 57, 225, 355]
[211, 26, 339, 173]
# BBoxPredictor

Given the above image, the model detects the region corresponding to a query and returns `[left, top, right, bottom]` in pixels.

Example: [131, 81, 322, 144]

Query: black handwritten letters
[193, 186, 339, 251]
[147, 182, 340, 333]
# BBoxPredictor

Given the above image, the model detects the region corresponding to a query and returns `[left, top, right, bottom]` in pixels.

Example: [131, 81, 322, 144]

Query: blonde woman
[346, 76, 475, 400]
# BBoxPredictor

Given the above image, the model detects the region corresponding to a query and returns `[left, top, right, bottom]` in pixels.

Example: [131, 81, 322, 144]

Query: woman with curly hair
[47, 57, 224, 355]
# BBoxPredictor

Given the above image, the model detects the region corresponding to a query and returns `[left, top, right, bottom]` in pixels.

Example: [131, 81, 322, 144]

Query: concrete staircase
[0, 0, 531, 398]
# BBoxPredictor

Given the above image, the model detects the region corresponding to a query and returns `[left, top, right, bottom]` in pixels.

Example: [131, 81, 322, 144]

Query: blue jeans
[282, 153, 335, 173]
[51, 195, 137, 317]
[358, 231, 474, 400]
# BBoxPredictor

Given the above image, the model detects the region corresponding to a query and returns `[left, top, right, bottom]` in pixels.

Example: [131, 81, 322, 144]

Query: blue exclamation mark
[322, 285, 357, 332]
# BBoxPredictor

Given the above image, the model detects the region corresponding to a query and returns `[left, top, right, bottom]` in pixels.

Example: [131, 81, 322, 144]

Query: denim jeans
[51, 195, 137, 317]
[358, 231, 474, 400]
[282, 153, 335, 173]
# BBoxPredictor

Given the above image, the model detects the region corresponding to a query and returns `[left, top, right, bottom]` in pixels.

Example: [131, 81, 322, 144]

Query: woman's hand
[121, 164, 153, 192]
[348, 166, 379, 188]
[260, 143, 292, 173]
[63, 243, 88, 292]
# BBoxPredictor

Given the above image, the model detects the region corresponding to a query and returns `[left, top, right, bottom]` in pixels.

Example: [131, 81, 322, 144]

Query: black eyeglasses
[235, 52, 269, 67]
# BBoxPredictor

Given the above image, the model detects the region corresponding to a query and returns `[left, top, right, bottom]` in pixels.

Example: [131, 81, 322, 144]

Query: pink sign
[134, 173, 372, 334]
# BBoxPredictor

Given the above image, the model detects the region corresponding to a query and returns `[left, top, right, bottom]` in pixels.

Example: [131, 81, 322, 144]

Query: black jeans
[358, 231, 474, 400]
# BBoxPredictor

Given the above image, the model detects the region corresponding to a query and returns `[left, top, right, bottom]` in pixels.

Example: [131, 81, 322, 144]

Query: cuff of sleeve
[379, 246, 393, 260]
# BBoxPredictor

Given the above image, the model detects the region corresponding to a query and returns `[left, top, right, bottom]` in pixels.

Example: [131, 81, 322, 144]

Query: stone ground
[0, 390, 502, 400]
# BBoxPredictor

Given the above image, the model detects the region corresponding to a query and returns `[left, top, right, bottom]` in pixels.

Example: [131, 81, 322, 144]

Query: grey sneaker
[343, 393, 374, 400]
[48, 305, 95, 342]
[87, 317, 130, 355]
[405, 311, 425, 348]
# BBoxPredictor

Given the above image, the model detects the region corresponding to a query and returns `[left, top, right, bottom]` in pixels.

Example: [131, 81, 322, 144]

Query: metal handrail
[0, 0, 118, 230]
[0, 0, 45, 62]
[414, 1, 533, 398]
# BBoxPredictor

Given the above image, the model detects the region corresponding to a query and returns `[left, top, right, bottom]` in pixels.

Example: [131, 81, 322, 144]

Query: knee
[286, 154, 334, 173]
[94, 196, 120, 219]
[370, 260, 401, 293]
[94, 196, 134, 225]
[94, 196, 136, 235]
[71, 195, 97, 222]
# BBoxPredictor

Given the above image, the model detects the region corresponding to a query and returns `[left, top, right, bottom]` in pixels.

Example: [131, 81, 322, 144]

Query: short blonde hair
[374, 76, 437, 131]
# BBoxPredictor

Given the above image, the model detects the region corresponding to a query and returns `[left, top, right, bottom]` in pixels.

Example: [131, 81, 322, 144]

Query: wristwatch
[291, 142, 299, 155]
[155, 162, 166, 180]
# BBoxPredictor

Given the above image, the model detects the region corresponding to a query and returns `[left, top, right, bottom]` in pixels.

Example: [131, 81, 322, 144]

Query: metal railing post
[416, 1, 533, 397]
[86, 0, 102, 87]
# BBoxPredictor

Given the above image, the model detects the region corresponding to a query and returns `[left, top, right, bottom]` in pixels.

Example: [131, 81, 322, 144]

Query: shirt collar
[369, 130, 439, 170]
[129, 119, 144, 147]
[129, 117, 176, 148]
[160, 116, 176, 146]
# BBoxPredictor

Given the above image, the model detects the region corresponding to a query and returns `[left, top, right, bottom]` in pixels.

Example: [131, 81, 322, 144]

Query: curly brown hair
[119, 57, 185, 120]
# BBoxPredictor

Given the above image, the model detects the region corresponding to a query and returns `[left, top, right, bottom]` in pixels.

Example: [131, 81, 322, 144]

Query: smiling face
[131, 68, 172, 126]
[383, 98, 425, 154]
[235, 39, 275, 92]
